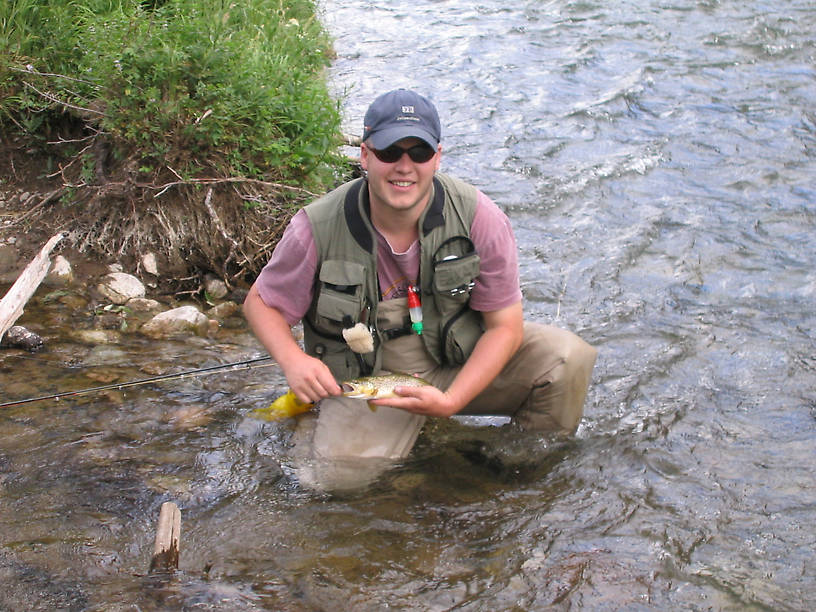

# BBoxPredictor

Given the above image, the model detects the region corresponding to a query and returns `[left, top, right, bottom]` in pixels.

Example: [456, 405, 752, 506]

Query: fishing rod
[0, 355, 274, 409]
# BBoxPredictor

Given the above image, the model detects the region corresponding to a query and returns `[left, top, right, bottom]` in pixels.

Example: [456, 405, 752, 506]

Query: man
[244, 89, 597, 488]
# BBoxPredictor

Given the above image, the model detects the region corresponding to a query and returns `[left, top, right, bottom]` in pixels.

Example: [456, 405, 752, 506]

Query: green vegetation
[0, 0, 351, 284]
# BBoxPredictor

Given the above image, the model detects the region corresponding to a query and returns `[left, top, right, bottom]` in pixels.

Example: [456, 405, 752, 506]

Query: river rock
[141, 252, 159, 276]
[1, 325, 43, 351]
[97, 272, 145, 304]
[140, 305, 209, 339]
[45, 255, 73, 286]
[0, 244, 17, 279]
[206, 301, 240, 320]
[141, 252, 159, 288]
[204, 275, 229, 299]
[126, 297, 163, 313]
[71, 329, 122, 345]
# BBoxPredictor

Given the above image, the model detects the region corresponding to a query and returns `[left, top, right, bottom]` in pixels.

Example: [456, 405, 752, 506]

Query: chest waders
[303, 173, 485, 381]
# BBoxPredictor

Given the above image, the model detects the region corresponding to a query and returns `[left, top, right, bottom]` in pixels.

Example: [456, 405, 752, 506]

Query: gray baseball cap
[362, 89, 441, 149]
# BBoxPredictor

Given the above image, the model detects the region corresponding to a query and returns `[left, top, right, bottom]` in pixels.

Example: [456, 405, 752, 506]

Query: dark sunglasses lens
[374, 147, 403, 163]
[407, 145, 436, 163]
[374, 144, 435, 163]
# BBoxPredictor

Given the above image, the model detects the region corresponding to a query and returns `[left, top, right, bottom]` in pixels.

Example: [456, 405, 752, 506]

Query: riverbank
[2, 0, 349, 287]
[0, 141, 254, 353]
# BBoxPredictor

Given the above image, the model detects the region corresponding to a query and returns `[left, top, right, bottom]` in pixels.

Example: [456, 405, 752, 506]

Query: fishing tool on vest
[342, 322, 375, 353]
[342, 308, 375, 354]
[407, 284, 423, 335]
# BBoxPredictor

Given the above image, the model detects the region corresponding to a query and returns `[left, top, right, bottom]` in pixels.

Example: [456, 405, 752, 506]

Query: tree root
[2, 124, 345, 292]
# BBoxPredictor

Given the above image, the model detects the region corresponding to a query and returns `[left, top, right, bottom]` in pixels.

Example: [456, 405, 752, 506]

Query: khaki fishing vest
[303, 173, 484, 380]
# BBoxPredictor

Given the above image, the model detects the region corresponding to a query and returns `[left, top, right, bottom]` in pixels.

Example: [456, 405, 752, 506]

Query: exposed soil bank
[0, 135, 309, 295]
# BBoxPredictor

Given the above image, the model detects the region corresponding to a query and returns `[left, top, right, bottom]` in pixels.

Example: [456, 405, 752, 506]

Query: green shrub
[1, 0, 346, 190]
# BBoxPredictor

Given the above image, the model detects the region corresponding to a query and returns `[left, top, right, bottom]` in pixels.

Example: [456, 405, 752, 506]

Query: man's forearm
[243, 284, 303, 368]
[244, 283, 342, 402]
[443, 302, 524, 414]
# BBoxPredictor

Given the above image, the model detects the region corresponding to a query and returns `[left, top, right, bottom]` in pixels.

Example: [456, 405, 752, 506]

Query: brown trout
[250, 373, 431, 421]
[341, 372, 431, 399]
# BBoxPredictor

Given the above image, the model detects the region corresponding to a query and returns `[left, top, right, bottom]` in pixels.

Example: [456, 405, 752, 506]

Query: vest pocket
[314, 260, 367, 333]
[441, 308, 484, 365]
[432, 252, 481, 315]
[315, 342, 359, 381]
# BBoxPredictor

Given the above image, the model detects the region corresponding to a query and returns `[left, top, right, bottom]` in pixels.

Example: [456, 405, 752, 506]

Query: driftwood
[149, 501, 181, 573]
[0, 232, 65, 343]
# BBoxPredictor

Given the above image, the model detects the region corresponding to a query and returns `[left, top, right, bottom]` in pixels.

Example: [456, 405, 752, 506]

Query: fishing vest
[303, 173, 484, 380]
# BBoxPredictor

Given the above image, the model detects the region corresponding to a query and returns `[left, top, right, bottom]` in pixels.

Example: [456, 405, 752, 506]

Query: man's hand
[279, 351, 341, 404]
[243, 283, 341, 403]
[373, 301, 524, 418]
[369, 384, 460, 417]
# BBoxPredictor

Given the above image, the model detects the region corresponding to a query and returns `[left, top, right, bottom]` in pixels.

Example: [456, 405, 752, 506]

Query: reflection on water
[2, 0, 816, 609]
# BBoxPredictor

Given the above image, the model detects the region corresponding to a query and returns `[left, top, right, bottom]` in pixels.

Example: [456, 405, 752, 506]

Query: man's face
[360, 137, 441, 216]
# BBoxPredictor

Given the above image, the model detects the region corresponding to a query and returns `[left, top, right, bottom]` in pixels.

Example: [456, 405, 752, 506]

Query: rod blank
[0, 355, 273, 409]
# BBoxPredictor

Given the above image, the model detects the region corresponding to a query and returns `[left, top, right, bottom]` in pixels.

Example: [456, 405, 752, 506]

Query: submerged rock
[0, 244, 17, 279]
[71, 329, 122, 345]
[97, 272, 145, 305]
[140, 305, 209, 339]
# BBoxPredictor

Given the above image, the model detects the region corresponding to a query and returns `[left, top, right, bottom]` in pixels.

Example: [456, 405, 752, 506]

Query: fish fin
[250, 390, 313, 421]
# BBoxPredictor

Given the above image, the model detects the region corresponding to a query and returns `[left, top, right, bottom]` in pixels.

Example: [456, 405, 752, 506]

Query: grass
[2, 0, 346, 186]
[0, 0, 352, 284]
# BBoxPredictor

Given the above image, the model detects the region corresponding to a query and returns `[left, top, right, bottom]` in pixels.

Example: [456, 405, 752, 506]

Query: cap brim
[367, 126, 439, 149]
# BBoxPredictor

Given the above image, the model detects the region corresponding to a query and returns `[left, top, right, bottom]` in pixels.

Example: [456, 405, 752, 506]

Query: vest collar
[344, 177, 446, 253]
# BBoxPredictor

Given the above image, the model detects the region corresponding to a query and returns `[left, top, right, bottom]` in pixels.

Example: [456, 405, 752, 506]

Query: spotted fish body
[250, 373, 430, 422]
[341, 372, 430, 399]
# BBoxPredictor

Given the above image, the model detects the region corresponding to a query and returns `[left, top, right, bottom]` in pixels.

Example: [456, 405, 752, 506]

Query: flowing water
[1, 0, 815, 609]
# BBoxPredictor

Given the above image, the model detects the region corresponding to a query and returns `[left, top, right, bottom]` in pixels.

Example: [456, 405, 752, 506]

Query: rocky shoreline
[1, 188, 250, 353]
[2, 253, 246, 351]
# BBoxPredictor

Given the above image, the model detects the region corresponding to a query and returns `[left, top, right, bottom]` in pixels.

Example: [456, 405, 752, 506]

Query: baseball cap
[362, 89, 441, 149]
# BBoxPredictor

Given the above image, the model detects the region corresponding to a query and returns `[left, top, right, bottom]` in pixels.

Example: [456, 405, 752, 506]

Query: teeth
[392, 181, 412, 187]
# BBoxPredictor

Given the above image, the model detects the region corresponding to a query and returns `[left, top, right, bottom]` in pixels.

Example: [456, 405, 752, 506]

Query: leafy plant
[1, 0, 346, 188]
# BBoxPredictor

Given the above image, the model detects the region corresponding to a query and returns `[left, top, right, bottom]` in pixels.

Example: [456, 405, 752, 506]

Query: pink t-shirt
[256, 188, 522, 326]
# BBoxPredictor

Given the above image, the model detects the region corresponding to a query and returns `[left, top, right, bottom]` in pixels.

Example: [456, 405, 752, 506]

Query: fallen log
[149, 501, 181, 573]
[0, 232, 65, 344]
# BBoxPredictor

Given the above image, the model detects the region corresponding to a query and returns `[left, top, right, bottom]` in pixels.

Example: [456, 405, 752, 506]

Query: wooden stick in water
[149, 501, 181, 573]
[0, 232, 65, 343]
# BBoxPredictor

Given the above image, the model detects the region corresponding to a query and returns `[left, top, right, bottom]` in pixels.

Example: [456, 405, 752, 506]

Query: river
[1, 0, 814, 609]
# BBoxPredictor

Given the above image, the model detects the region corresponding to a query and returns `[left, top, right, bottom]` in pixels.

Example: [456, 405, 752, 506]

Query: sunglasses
[369, 143, 437, 164]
